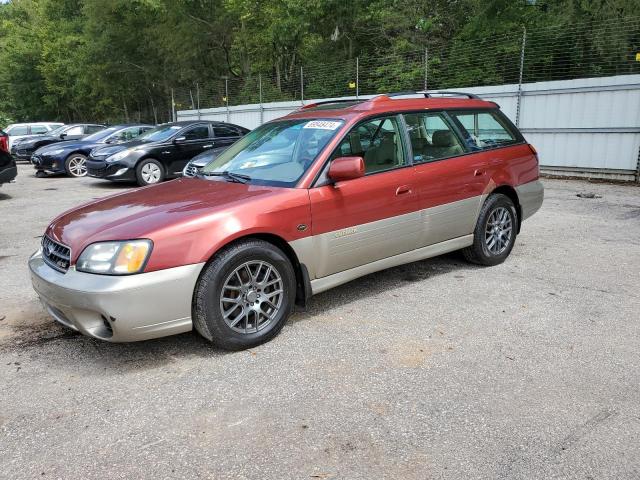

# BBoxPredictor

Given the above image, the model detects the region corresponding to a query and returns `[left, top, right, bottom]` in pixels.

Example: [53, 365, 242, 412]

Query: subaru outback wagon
[29, 92, 543, 350]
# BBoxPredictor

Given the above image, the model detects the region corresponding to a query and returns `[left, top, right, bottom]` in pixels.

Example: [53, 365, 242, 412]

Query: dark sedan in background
[87, 121, 248, 186]
[11, 123, 105, 162]
[32, 124, 152, 177]
[0, 129, 17, 186]
[182, 146, 228, 177]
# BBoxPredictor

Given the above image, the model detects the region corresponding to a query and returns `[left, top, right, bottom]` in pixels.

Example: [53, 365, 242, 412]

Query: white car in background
[5, 122, 64, 150]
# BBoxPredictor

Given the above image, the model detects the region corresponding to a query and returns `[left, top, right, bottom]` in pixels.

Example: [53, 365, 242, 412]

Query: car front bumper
[31, 153, 65, 173]
[0, 164, 17, 184]
[86, 159, 136, 181]
[11, 146, 34, 161]
[29, 251, 205, 342]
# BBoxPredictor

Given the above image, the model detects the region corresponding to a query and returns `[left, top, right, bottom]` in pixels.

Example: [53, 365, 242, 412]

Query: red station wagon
[29, 92, 543, 350]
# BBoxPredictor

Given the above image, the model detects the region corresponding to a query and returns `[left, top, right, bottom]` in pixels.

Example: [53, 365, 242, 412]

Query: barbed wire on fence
[166, 16, 640, 122]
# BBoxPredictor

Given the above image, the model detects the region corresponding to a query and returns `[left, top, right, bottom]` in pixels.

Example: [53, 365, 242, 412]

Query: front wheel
[462, 193, 518, 266]
[135, 158, 164, 186]
[193, 239, 296, 350]
[65, 154, 87, 177]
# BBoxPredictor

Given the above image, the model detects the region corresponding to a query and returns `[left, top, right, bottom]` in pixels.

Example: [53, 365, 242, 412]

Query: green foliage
[0, 0, 637, 123]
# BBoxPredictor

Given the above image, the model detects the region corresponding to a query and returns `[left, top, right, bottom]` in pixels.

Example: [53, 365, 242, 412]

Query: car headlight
[106, 149, 131, 162]
[76, 240, 152, 275]
[47, 149, 65, 155]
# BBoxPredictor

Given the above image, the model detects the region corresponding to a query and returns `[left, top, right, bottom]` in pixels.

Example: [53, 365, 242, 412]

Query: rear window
[8, 126, 28, 135]
[450, 110, 520, 151]
[31, 126, 49, 134]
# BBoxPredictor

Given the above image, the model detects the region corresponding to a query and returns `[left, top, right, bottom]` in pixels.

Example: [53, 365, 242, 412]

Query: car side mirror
[327, 156, 365, 183]
[60, 133, 67, 139]
[174, 136, 186, 144]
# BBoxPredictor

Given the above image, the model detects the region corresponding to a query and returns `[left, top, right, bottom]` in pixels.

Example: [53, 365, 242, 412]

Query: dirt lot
[1, 164, 639, 479]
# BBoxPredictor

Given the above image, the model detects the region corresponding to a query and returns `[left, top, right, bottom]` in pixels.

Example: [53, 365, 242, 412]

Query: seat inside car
[425, 129, 464, 159]
[364, 131, 402, 172]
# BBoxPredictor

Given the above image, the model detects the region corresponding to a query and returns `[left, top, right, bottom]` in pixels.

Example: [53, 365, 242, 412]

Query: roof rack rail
[381, 90, 481, 100]
[300, 98, 363, 110]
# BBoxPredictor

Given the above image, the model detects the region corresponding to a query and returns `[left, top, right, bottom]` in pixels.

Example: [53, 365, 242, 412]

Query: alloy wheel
[484, 206, 513, 255]
[219, 261, 284, 334]
[68, 156, 87, 177]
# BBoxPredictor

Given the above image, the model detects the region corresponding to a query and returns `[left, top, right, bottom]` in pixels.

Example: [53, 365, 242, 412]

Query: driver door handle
[396, 185, 412, 196]
[203, 144, 214, 149]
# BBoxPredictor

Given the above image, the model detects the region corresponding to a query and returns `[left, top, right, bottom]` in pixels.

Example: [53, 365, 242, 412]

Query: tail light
[0, 135, 8, 153]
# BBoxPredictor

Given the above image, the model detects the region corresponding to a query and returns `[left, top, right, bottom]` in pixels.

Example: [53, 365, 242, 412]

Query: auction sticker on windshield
[303, 120, 342, 130]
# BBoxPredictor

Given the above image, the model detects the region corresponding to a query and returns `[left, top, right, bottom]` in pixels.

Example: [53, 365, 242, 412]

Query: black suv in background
[11, 123, 105, 161]
[0, 129, 18, 187]
[87, 121, 249, 186]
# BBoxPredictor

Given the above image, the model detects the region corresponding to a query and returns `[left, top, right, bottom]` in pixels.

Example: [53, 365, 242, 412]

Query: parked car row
[5, 119, 249, 186]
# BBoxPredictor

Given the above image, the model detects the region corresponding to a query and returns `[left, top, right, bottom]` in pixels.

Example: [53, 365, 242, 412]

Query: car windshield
[201, 119, 344, 187]
[137, 124, 182, 142]
[48, 125, 67, 136]
[83, 127, 118, 142]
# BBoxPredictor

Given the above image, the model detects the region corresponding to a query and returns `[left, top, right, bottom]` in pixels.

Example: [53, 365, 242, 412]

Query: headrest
[432, 130, 455, 147]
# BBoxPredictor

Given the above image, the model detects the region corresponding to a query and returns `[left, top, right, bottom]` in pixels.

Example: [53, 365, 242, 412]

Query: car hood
[17, 135, 57, 146]
[46, 177, 292, 263]
[38, 139, 99, 154]
[189, 147, 227, 167]
[91, 139, 147, 158]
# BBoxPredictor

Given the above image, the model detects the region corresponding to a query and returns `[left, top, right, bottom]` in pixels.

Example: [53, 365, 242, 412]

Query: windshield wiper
[200, 170, 251, 184]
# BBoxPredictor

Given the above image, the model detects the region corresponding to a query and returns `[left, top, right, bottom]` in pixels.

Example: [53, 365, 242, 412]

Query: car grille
[184, 164, 200, 177]
[87, 166, 106, 176]
[42, 236, 71, 273]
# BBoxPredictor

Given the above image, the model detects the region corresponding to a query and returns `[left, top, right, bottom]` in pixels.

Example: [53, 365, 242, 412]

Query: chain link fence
[164, 16, 639, 122]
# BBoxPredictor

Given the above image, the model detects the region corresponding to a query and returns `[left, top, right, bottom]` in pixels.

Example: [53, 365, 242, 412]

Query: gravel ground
[1, 164, 639, 479]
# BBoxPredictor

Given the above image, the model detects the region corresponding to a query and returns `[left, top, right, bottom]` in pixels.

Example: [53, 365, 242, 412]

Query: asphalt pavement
[1, 164, 639, 479]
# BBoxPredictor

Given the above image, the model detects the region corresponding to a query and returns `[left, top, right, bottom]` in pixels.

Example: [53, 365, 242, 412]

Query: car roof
[283, 92, 498, 122]
[106, 124, 153, 129]
[161, 120, 244, 127]
[7, 122, 64, 126]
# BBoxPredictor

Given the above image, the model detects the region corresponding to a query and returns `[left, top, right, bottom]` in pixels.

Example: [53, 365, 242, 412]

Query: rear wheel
[135, 158, 164, 186]
[193, 239, 296, 350]
[65, 153, 87, 177]
[462, 193, 517, 266]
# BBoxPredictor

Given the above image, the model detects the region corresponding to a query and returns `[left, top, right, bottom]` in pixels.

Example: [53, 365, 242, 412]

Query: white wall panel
[178, 75, 640, 179]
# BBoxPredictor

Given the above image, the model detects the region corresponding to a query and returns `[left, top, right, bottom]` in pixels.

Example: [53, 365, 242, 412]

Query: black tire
[135, 158, 164, 186]
[64, 153, 87, 177]
[462, 193, 518, 266]
[193, 239, 296, 350]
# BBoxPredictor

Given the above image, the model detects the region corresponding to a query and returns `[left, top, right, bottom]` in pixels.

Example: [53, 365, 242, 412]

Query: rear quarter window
[450, 110, 521, 151]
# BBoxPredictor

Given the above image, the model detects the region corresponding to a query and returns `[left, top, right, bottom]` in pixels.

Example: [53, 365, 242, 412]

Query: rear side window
[85, 125, 104, 134]
[183, 125, 210, 140]
[31, 126, 49, 134]
[214, 125, 241, 137]
[450, 110, 519, 150]
[8, 126, 28, 135]
[403, 112, 464, 163]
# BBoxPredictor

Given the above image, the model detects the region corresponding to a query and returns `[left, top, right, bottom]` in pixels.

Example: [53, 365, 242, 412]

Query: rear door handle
[396, 185, 412, 195]
[203, 144, 214, 149]
[474, 169, 485, 177]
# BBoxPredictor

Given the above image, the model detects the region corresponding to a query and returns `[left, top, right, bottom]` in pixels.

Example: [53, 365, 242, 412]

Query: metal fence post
[356, 57, 359, 99]
[171, 88, 175, 122]
[300, 66, 304, 104]
[515, 27, 526, 127]
[225, 78, 230, 122]
[196, 83, 201, 120]
[259, 74, 264, 125]
[424, 48, 428, 91]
